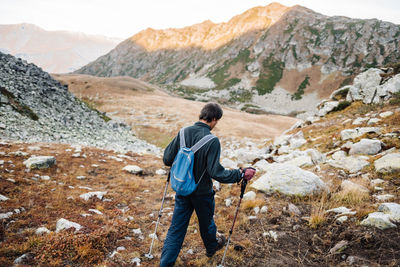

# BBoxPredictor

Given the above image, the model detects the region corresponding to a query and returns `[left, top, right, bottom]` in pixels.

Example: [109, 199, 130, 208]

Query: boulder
[376, 74, 400, 100]
[250, 163, 327, 196]
[317, 101, 339, 117]
[23, 156, 56, 169]
[340, 127, 381, 141]
[378, 202, 400, 222]
[306, 149, 326, 164]
[374, 153, 400, 173]
[122, 165, 143, 174]
[254, 160, 270, 172]
[56, 218, 82, 232]
[289, 131, 307, 149]
[0, 194, 9, 201]
[346, 85, 363, 102]
[349, 139, 381, 155]
[360, 212, 396, 229]
[285, 155, 313, 168]
[328, 155, 370, 173]
[379, 111, 394, 118]
[352, 68, 383, 104]
[330, 85, 351, 101]
[274, 134, 291, 146]
[352, 117, 369, 125]
[367, 118, 381, 125]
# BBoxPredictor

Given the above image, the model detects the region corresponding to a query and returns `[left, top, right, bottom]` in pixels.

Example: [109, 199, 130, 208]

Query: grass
[254, 56, 285, 95]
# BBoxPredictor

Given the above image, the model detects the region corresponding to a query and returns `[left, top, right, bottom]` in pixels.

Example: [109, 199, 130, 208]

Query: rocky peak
[130, 3, 290, 51]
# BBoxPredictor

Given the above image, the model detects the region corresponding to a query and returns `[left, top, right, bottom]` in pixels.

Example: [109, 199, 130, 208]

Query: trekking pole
[217, 178, 248, 267]
[145, 171, 170, 259]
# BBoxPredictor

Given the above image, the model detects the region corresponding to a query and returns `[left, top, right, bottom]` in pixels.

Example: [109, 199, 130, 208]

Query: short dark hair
[199, 103, 223, 122]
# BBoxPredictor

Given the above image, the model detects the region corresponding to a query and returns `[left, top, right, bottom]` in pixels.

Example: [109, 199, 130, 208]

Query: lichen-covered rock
[122, 165, 143, 174]
[360, 212, 396, 229]
[251, 163, 327, 196]
[23, 156, 56, 169]
[328, 155, 370, 173]
[374, 153, 400, 173]
[349, 139, 381, 155]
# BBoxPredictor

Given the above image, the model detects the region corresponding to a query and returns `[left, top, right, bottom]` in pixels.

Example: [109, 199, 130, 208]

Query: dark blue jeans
[160, 191, 218, 267]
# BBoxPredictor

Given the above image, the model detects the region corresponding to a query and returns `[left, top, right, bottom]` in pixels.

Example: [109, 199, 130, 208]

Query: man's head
[199, 103, 223, 130]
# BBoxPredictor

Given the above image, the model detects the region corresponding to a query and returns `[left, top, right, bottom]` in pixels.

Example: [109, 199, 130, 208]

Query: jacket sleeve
[163, 134, 180, 166]
[206, 138, 241, 183]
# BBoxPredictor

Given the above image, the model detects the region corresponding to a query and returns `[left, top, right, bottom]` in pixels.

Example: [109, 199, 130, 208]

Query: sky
[1, 0, 400, 39]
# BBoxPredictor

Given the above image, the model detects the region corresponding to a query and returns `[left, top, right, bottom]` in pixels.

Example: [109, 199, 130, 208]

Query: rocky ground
[1, 63, 400, 266]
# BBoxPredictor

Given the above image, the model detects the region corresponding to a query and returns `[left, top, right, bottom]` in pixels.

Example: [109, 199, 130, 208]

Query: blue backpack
[170, 127, 216, 196]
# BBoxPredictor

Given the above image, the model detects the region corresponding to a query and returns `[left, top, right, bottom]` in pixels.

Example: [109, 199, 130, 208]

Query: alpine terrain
[76, 3, 400, 117]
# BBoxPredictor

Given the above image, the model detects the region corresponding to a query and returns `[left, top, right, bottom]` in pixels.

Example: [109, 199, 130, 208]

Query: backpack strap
[191, 134, 216, 153]
[179, 128, 186, 148]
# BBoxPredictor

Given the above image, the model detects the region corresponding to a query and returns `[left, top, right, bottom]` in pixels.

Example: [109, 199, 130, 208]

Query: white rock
[0, 160, 4, 165]
[91, 164, 99, 168]
[285, 155, 313, 168]
[28, 146, 41, 151]
[306, 149, 326, 164]
[326, 207, 354, 214]
[72, 153, 81, 158]
[117, 246, 126, 251]
[225, 198, 232, 207]
[0, 212, 13, 219]
[340, 127, 381, 141]
[329, 240, 349, 254]
[56, 218, 82, 232]
[288, 203, 301, 215]
[263, 230, 278, 241]
[76, 176, 86, 180]
[317, 101, 339, 117]
[367, 118, 381, 125]
[80, 191, 107, 201]
[221, 158, 238, 169]
[328, 156, 370, 173]
[187, 249, 194, 255]
[0, 194, 9, 201]
[89, 209, 103, 215]
[341, 180, 369, 193]
[14, 253, 32, 265]
[360, 212, 396, 229]
[374, 194, 395, 201]
[274, 134, 291, 146]
[349, 139, 381, 155]
[352, 117, 369, 125]
[278, 145, 291, 155]
[332, 151, 347, 160]
[155, 169, 167, 175]
[253, 207, 260, 214]
[35, 227, 51, 235]
[371, 179, 385, 185]
[243, 191, 256, 201]
[251, 163, 328, 196]
[336, 216, 348, 224]
[374, 153, 400, 173]
[248, 215, 257, 221]
[289, 131, 307, 149]
[149, 233, 158, 240]
[260, 206, 268, 213]
[353, 68, 383, 104]
[378, 202, 400, 222]
[213, 180, 221, 191]
[40, 175, 51, 181]
[254, 160, 270, 172]
[123, 165, 143, 174]
[132, 228, 142, 235]
[23, 156, 56, 169]
[131, 257, 141, 266]
[379, 111, 393, 118]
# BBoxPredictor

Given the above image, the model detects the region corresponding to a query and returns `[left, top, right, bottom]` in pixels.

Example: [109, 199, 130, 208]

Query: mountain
[76, 3, 400, 116]
[0, 23, 121, 73]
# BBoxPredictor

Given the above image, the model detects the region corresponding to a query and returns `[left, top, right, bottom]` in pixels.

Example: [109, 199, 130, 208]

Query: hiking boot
[206, 234, 226, 257]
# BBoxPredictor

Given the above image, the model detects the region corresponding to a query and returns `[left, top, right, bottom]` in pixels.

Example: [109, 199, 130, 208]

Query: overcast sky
[1, 0, 399, 39]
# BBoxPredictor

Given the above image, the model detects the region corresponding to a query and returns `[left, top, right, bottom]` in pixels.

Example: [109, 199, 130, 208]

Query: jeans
[160, 191, 217, 267]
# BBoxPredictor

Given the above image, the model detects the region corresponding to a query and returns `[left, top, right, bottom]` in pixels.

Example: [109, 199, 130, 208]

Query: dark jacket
[163, 121, 241, 195]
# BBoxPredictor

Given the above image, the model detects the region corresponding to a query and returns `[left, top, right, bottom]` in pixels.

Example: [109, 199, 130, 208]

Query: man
[160, 103, 256, 267]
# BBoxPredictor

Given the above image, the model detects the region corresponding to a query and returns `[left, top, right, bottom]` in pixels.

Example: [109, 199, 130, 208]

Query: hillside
[76, 3, 400, 116]
[1, 66, 400, 266]
[0, 23, 120, 73]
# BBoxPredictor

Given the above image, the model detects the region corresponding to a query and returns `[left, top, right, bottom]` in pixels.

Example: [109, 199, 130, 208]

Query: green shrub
[292, 76, 310, 100]
[332, 101, 352, 112]
[254, 57, 284, 95]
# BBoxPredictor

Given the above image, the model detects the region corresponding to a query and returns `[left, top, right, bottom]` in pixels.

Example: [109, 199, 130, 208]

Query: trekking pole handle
[240, 179, 247, 198]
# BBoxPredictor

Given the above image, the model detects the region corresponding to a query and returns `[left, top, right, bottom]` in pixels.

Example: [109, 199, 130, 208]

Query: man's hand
[242, 167, 256, 181]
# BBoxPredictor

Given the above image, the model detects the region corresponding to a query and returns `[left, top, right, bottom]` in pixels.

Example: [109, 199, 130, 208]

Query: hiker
[160, 102, 256, 267]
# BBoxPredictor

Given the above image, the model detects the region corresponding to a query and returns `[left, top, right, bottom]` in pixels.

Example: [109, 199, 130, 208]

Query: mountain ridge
[76, 3, 400, 117]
